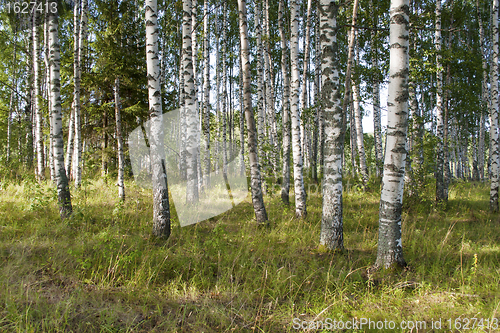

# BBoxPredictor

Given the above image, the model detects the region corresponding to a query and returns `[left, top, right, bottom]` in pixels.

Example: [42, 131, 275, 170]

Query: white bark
[374, 0, 409, 269]
[183, 0, 199, 203]
[48, 1, 72, 219]
[115, 77, 125, 201]
[146, 0, 171, 237]
[435, 0, 447, 202]
[490, 0, 499, 211]
[238, 0, 268, 223]
[279, 0, 291, 205]
[33, 9, 44, 180]
[203, 0, 211, 188]
[290, 0, 307, 218]
[319, 0, 343, 250]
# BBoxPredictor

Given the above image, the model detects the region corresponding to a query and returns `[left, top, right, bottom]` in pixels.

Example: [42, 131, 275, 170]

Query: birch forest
[1, 0, 500, 331]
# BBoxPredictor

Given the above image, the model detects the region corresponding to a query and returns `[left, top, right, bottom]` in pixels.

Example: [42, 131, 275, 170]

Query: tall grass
[0, 176, 499, 332]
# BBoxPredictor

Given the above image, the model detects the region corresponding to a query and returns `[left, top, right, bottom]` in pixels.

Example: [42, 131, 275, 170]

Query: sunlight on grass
[0, 177, 499, 331]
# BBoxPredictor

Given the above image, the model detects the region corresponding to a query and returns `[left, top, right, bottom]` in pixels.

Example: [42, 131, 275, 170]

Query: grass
[0, 176, 499, 332]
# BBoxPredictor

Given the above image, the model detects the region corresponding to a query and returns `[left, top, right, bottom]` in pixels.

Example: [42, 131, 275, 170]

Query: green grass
[0, 176, 499, 332]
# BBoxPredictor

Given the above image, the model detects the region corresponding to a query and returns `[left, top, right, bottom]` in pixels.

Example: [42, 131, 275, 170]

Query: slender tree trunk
[44, 16, 55, 182]
[238, 0, 268, 223]
[264, 0, 278, 178]
[102, 108, 108, 178]
[435, 0, 447, 202]
[478, 0, 488, 181]
[301, 0, 313, 177]
[290, 0, 307, 218]
[33, 9, 45, 180]
[146, 0, 171, 238]
[341, 0, 359, 152]
[374, 0, 409, 270]
[222, 2, 228, 179]
[312, 9, 321, 183]
[74, 0, 87, 189]
[256, 2, 266, 167]
[203, 0, 211, 188]
[370, 0, 383, 176]
[65, 108, 75, 179]
[352, 39, 368, 184]
[491, 0, 499, 211]
[279, 0, 291, 205]
[182, 0, 199, 203]
[115, 77, 125, 201]
[48, 1, 72, 219]
[319, 0, 343, 251]
[239, 49, 246, 177]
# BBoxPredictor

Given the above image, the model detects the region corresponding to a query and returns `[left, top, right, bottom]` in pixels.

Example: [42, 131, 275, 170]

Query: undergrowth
[0, 176, 499, 332]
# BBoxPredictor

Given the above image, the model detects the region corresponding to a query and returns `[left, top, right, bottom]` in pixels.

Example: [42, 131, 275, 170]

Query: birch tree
[374, 0, 409, 269]
[370, 0, 383, 176]
[115, 77, 125, 201]
[279, 0, 291, 205]
[290, 0, 307, 218]
[319, 0, 343, 250]
[33, 7, 44, 181]
[73, 0, 87, 189]
[48, 0, 72, 219]
[203, 0, 211, 188]
[238, 0, 268, 223]
[182, 0, 199, 203]
[490, 0, 499, 212]
[146, 0, 171, 238]
[435, 0, 447, 202]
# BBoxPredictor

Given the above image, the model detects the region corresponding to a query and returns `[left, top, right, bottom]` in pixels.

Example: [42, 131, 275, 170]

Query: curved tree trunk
[290, 0, 307, 218]
[319, 0, 343, 251]
[48, 0, 72, 219]
[238, 0, 268, 223]
[374, 0, 409, 269]
[146, 0, 171, 238]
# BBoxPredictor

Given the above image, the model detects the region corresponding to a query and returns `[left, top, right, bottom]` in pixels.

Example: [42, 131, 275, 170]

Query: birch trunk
[115, 77, 125, 201]
[146, 0, 171, 238]
[222, 2, 228, 178]
[370, 0, 383, 176]
[203, 0, 211, 187]
[301, 0, 313, 175]
[256, 2, 265, 165]
[74, 0, 87, 189]
[264, 0, 278, 177]
[290, 0, 307, 218]
[48, 1, 72, 219]
[65, 107, 74, 179]
[238, 0, 268, 223]
[183, 0, 199, 203]
[312, 10, 321, 183]
[478, 0, 487, 181]
[374, 0, 409, 269]
[33, 8, 45, 180]
[279, 0, 291, 205]
[319, 0, 343, 250]
[352, 40, 368, 184]
[490, 0, 499, 211]
[435, 0, 447, 202]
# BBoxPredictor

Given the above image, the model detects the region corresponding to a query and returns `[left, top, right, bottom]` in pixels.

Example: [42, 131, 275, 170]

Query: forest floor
[0, 175, 499, 332]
